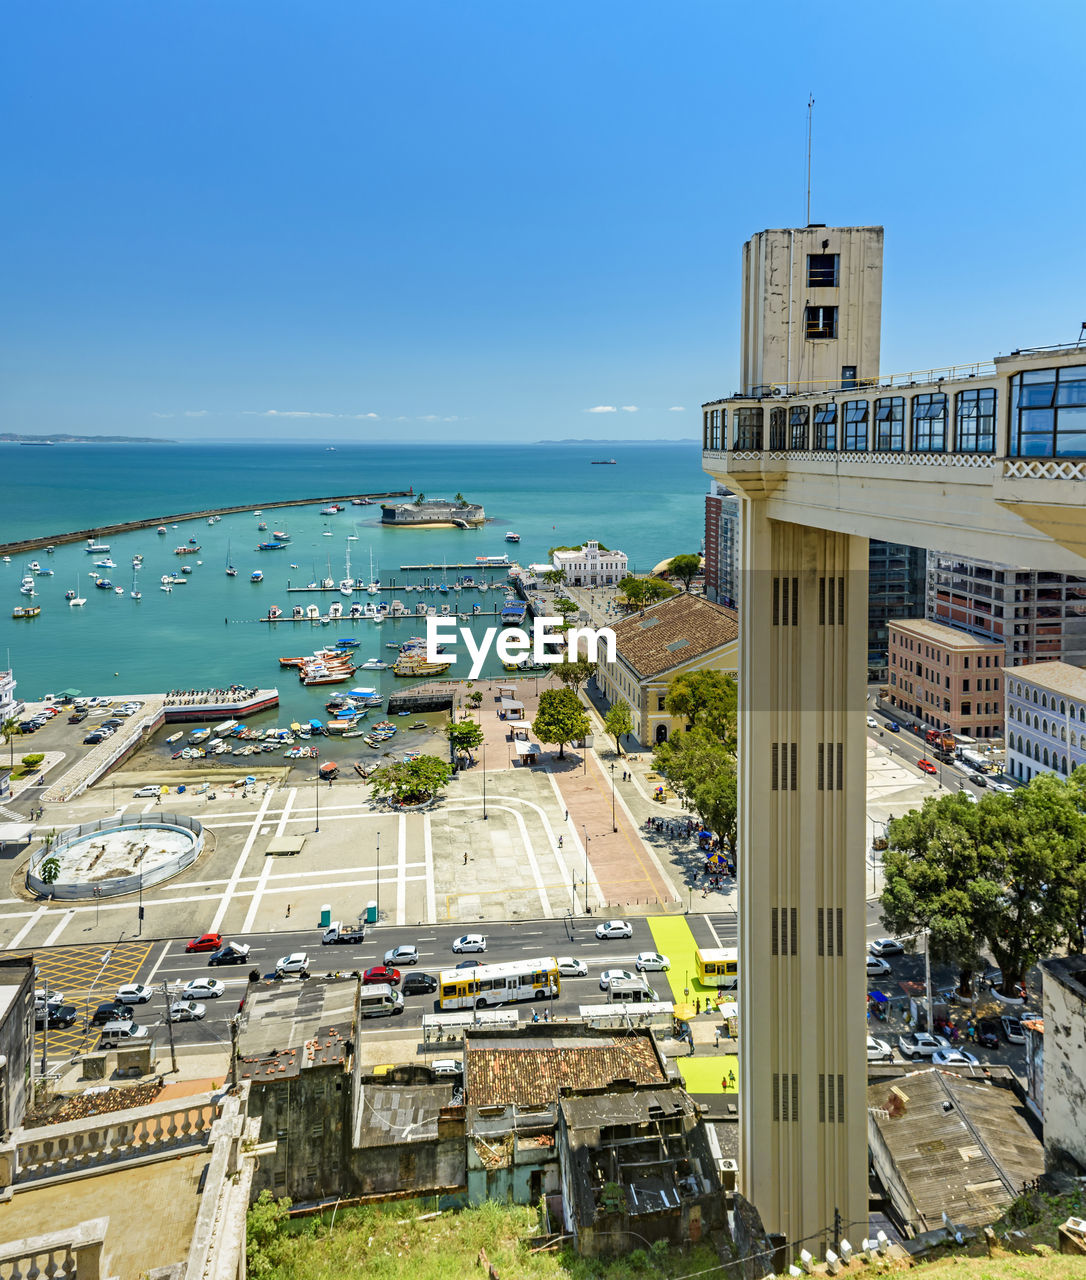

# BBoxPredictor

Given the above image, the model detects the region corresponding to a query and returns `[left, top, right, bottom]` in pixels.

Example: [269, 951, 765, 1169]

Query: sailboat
[130, 565, 142, 600]
[68, 573, 87, 607]
[225, 540, 237, 577]
[367, 549, 379, 594]
[339, 543, 354, 596]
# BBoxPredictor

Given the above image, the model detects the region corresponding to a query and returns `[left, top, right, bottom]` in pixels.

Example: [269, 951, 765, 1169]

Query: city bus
[695, 947, 738, 989]
[438, 956, 561, 1010]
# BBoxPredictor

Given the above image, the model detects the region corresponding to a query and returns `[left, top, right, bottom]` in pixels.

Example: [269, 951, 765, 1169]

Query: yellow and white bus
[438, 956, 561, 1010]
[695, 947, 738, 990]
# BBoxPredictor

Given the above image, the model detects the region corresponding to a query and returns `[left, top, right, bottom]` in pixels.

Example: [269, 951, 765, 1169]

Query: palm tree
[2, 716, 20, 771]
[454, 491, 468, 508]
[415, 492, 426, 506]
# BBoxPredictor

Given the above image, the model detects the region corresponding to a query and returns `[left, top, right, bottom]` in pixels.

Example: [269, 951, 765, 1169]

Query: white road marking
[6, 906, 47, 950]
[44, 910, 76, 947]
[144, 940, 174, 987]
[242, 787, 295, 934]
[396, 814, 407, 927]
[422, 816, 437, 924]
[210, 786, 276, 934]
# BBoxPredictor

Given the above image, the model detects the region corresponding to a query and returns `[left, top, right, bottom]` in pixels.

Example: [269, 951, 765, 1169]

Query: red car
[917, 759, 938, 775]
[363, 965, 401, 986]
[185, 932, 224, 953]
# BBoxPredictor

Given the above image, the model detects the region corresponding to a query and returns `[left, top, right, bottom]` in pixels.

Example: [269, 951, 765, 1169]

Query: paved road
[865, 710, 993, 797]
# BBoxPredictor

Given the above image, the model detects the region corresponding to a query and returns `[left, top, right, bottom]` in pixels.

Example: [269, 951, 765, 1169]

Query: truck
[358, 983, 404, 1018]
[925, 728, 956, 754]
[322, 921, 366, 945]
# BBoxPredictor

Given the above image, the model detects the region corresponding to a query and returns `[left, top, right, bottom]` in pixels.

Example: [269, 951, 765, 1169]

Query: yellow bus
[438, 956, 561, 1010]
[695, 947, 738, 989]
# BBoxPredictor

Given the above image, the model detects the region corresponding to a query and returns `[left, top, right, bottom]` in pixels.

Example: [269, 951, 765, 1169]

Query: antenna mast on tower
[805, 94, 814, 224]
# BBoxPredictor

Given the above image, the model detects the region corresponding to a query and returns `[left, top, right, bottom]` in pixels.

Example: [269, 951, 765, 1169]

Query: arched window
[1042, 693, 1049, 709]
[1032, 689, 1038, 703]
[1062, 755, 1069, 774]
[1062, 725, 1067, 741]
[1061, 700, 1067, 715]
[1043, 747, 1050, 766]
[1042, 718, 1049, 735]
[1072, 730, 1078, 748]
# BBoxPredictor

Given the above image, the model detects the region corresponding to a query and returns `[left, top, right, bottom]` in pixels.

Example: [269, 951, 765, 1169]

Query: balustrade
[0, 1219, 106, 1280]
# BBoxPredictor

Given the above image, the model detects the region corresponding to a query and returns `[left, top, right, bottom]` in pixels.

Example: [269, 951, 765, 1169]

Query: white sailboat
[339, 543, 354, 596]
[68, 572, 86, 607]
[367, 549, 379, 594]
[131, 564, 142, 600]
[225, 539, 237, 577]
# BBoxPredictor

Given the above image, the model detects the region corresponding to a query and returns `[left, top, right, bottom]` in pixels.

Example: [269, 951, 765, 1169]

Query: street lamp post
[482, 738, 487, 819]
[610, 761, 617, 832]
[583, 824, 590, 914]
[315, 763, 320, 833]
[376, 830, 381, 919]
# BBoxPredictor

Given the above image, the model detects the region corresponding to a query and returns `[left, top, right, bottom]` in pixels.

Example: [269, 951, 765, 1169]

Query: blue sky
[4, 1, 1085, 442]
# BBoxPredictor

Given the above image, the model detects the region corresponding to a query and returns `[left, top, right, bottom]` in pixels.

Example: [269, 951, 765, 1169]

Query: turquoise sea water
[0, 441, 705, 718]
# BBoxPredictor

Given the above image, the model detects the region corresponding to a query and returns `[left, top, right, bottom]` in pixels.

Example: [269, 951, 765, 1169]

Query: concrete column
[737, 504, 868, 1246]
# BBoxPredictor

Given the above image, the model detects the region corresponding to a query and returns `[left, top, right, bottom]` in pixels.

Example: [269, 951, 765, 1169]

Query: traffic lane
[867, 721, 986, 796]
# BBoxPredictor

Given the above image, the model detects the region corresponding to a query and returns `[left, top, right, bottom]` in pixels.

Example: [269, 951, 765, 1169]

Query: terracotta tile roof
[466, 1035, 665, 1107]
[611, 594, 738, 679]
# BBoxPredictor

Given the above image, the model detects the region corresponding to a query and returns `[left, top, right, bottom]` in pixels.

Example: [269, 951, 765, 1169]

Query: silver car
[168, 1000, 207, 1022]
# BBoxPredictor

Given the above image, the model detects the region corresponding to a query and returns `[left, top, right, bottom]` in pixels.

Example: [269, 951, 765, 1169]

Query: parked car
[91, 1000, 133, 1026]
[600, 969, 634, 990]
[635, 952, 670, 972]
[932, 1049, 979, 1066]
[116, 984, 154, 1005]
[68, 711, 88, 724]
[866, 956, 892, 977]
[887, 722, 901, 733]
[36, 1003, 78, 1029]
[866, 715, 878, 728]
[869, 938, 905, 957]
[898, 1031, 951, 1060]
[1000, 1016, 1026, 1045]
[186, 932, 223, 954]
[402, 972, 438, 996]
[555, 957, 588, 978]
[987, 780, 1015, 794]
[208, 943, 251, 966]
[917, 759, 938, 775]
[183, 978, 226, 999]
[431, 1059, 462, 1076]
[168, 1000, 207, 1023]
[975, 1017, 1002, 1049]
[595, 919, 633, 940]
[363, 966, 401, 986]
[83, 732, 106, 744]
[866, 1035, 893, 1063]
[133, 785, 160, 798]
[383, 945, 419, 967]
[274, 954, 309, 978]
[451, 934, 487, 954]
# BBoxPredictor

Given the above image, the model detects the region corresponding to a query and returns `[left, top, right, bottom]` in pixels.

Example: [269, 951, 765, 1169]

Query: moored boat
[12, 605, 41, 618]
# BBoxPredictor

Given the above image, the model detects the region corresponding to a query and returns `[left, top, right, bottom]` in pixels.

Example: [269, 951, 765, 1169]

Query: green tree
[39, 856, 60, 886]
[643, 577, 679, 603]
[369, 755, 451, 805]
[603, 700, 633, 755]
[2, 716, 19, 770]
[21, 753, 45, 769]
[414, 491, 426, 506]
[552, 596, 578, 616]
[532, 687, 591, 760]
[454, 491, 468, 507]
[445, 717, 484, 762]
[653, 727, 737, 848]
[552, 657, 596, 694]
[247, 1190, 292, 1280]
[617, 575, 648, 608]
[467, 689, 484, 707]
[667, 553, 703, 591]
[541, 568, 566, 589]
[665, 670, 737, 749]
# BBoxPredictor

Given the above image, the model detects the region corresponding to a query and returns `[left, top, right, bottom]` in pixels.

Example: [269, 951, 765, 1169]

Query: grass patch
[247, 1194, 721, 1280]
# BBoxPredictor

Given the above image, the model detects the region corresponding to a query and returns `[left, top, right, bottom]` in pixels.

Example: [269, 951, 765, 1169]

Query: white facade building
[1004, 660, 1086, 782]
[551, 541, 627, 588]
[0, 669, 19, 724]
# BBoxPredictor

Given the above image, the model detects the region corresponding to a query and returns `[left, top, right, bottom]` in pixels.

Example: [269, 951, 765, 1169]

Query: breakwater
[0, 490, 412, 557]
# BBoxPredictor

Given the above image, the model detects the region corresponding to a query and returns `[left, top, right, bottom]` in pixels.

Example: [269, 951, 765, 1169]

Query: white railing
[1004, 458, 1086, 481]
[0, 1218, 107, 1280]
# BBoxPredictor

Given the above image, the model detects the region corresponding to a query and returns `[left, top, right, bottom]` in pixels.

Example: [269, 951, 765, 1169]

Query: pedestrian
[695, 997, 701, 1015]
[688, 1033, 695, 1056]
[557, 835, 563, 849]
[463, 851, 469, 864]
[564, 810, 568, 821]
[728, 1069, 736, 1089]
[286, 903, 291, 918]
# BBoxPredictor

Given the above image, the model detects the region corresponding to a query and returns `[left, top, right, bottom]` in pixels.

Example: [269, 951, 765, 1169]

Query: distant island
[0, 432, 172, 444]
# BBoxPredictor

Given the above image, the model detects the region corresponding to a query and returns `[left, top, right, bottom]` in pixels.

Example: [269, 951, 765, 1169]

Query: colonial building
[552, 541, 628, 588]
[597, 594, 738, 746]
[0, 668, 20, 725]
[887, 618, 1004, 739]
[1004, 660, 1086, 782]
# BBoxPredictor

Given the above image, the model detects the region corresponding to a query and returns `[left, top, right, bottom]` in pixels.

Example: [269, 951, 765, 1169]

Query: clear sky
[4, 1, 1085, 442]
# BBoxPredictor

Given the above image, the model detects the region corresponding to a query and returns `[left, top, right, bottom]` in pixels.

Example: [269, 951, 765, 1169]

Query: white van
[100, 1021, 150, 1046]
[358, 983, 404, 1018]
[431, 1058, 462, 1077]
[607, 977, 657, 1005]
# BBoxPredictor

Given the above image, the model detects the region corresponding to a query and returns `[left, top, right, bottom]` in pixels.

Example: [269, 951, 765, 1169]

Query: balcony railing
[0, 1219, 107, 1280]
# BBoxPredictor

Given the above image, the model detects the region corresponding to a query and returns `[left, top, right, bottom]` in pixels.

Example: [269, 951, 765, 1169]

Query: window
[843, 400, 869, 451]
[1010, 365, 1086, 457]
[706, 408, 723, 451]
[735, 407, 764, 450]
[814, 403, 837, 450]
[807, 253, 839, 287]
[912, 393, 948, 451]
[874, 397, 905, 451]
[805, 305, 838, 340]
[956, 388, 997, 452]
[769, 407, 787, 450]
[961, 701, 971, 715]
[790, 405, 810, 449]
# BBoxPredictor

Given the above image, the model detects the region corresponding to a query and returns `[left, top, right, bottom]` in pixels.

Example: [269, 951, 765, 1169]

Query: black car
[208, 945, 251, 966]
[68, 711, 88, 724]
[83, 732, 106, 744]
[402, 972, 438, 996]
[455, 959, 480, 970]
[975, 1017, 1001, 1050]
[37, 1003, 78, 1029]
[91, 1000, 133, 1027]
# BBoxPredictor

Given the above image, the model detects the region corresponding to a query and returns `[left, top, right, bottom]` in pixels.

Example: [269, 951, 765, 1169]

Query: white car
[869, 938, 905, 957]
[183, 977, 226, 999]
[556, 957, 588, 977]
[34, 988, 63, 1009]
[866, 715, 878, 728]
[133, 785, 160, 798]
[168, 1000, 207, 1022]
[116, 984, 154, 1004]
[384, 945, 419, 966]
[932, 1049, 979, 1066]
[987, 780, 1014, 794]
[452, 934, 487, 954]
[274, 953, 310, 976]
[866, 956, 892, 977]
[866, 1035, 893, 1063]
[635, 951, 670, 972]
[595, 919, 633, 940]
[600, 969, 634, 990]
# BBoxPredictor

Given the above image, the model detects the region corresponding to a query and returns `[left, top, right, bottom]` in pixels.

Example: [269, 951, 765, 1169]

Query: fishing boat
[180, 565, 193, 575]
[257, 522, 268, 531]
[504, 532, 521, 542]
[257, 541, 287, 551]
[95, 578, 113, 590]
[360, 658, 389, 670]
[168, 575, 187, 584]
[156, 526, 167, 534]
[251, 570, 264, 582]
[272, 530, 290, 541]
[225, 541, 237, 577]
[500, 600, 528, 626]
[189, 727, 212, 743]
[12, 605, 40, 618]
[393, 653, 452, 677]
[174, 545, 200, 555]
[320, 505, 340, 515]
[85, 540, 110, 553]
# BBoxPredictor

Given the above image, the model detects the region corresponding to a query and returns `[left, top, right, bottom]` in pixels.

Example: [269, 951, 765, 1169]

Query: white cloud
[152, 412, 175, 419]
[184, 409, 208, 418]
[245, 409, 336, 419]
[669, 405, 686, 412]
[621, 405, 638, 413]
[587, 405, 617, 413]
[352, 412, 380, 420]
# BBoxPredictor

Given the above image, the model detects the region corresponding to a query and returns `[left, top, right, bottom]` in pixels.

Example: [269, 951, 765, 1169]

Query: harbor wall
[0, 490, 412, 557]
[380, 501, 485, 528]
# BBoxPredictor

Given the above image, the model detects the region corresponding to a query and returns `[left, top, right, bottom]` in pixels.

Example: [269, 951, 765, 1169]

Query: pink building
[887, 618, 1004, 739]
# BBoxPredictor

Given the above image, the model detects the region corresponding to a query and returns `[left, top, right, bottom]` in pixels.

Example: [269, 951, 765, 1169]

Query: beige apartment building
[887, 618, 1005, 738]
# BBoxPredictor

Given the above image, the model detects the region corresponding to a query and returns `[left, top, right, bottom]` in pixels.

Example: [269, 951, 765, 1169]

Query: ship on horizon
[590, 457, 617, 464]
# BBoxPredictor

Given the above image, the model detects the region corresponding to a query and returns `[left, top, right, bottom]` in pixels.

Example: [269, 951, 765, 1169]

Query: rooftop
[610, 594, 738, 680]
[466, 1031, 665, 1108]
[1004, 660, 1086, 699]
[890, 617, 1004, 653]
[867, 1069, 1043, 1231]
[1041, 954, 1086, 1003]
[236, 976, 356, 1082]
[353, 1082, 456, 1148]
[560, 1086, 693, 1133]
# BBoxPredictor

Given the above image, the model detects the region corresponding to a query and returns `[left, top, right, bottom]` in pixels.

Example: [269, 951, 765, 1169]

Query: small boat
[94, 559, 116, 568]
[189, 728, 211, 743]
[85, 540, 110, 553]
[180, 565, 193, 575]
[12, 605, 40, 618]
[257, 522, 268, 531]
[504, 532, 521, 542]
[161, 584, 172, 592]
[174, 545, 200, 555]
[156, 526, 167, 534]
[251, 570, 264, 582]
[114, 586, 125, 595]
[257, 541, 287, 551]
[95, 578, 113, 590]
[272, 530, 290, 541]
[188, 536, 198, 544]
[166, 731, 183, 743]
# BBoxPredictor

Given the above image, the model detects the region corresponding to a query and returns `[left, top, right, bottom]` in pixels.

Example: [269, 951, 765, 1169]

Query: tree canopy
[664, 670, 737, 749]
[653, 727, 737, 848]
[603, 700, 633, 755]
[532, 687, 591, 760]
[667, 554, 702, 591]
[552, 657, 597, 694]
[616, 575, 678, 609]
[369, 755, 451, 805]
[445, 717, 484, 761]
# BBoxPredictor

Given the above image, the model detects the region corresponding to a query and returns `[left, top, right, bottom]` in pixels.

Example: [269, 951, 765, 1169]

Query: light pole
[610, 761, 617, 833]
[376, 830, 381, 919]
[583, 824, 590, 914]
[315, 762, 320, 833]
[482, 738, 487, 820]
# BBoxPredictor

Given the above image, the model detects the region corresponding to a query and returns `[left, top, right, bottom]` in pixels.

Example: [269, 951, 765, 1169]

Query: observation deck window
[911, 393, 948, 452]
[956, 388, 997, 453]
[874, 397, 905, 451]
[843, 400, 869, 451]
[813, 403, 837, 451]
[1010, 366, 1086, 457]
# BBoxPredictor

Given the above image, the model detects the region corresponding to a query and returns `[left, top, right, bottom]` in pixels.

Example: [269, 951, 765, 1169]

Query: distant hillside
[0, 433, 172, 444]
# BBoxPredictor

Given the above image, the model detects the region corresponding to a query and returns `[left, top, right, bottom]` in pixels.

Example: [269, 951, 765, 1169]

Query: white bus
[438, 956, 560, 1010]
